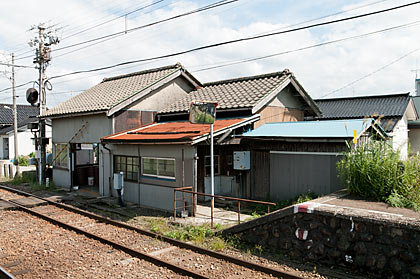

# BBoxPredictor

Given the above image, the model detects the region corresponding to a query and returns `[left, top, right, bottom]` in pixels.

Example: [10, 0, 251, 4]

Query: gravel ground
[0, 184, 367, 279]
[0, 210, 190, 279]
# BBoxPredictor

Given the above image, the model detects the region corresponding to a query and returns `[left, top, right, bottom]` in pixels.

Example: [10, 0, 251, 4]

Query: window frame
[54, 143, 68, 168]
[205, 155, 220, 176]
[141, 157, 176, 180]
[114, 155, 139, 182]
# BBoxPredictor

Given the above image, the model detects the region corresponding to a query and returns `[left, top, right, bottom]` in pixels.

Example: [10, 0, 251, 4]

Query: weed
[337, 140, 420, 210]
[208, 238, 225, 251]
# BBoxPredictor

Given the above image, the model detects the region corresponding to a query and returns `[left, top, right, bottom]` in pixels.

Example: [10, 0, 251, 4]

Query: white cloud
[0, 0, 419, 108]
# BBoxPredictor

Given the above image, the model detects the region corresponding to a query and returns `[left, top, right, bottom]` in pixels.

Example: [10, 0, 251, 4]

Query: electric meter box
[233, 151, 250, 170]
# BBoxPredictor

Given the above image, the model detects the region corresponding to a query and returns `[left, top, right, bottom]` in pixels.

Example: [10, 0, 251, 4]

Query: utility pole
[29, 24, 59, 185]
[12, 53, 19, 176]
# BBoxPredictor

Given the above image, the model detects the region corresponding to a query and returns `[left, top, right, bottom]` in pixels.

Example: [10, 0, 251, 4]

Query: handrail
[174, 187, 276, 228]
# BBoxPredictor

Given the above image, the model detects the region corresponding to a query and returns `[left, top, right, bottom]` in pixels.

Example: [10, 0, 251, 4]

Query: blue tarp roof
[243, 119, 384, 138]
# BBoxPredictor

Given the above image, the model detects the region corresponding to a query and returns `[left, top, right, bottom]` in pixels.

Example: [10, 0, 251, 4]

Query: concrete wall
[101, 143, 195, 212]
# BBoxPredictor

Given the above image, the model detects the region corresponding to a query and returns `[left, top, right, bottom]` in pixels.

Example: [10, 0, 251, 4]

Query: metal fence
[174, 187, 275, 228]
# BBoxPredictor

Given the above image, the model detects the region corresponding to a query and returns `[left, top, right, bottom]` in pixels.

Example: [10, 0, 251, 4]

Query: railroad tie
[148, 246, 178, 257]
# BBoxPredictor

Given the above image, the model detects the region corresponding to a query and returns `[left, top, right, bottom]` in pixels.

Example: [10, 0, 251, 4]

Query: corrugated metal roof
[44, 63, 198, 118]
[242, 119, 380, 138]
[102, 118, 249, 143]
[159, 70, 292, 114]
[315, 93, 410, 120]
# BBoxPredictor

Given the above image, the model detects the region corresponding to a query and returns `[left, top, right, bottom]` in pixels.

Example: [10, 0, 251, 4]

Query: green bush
[17, 155, 29, 166]
[337, 140, 420, 210]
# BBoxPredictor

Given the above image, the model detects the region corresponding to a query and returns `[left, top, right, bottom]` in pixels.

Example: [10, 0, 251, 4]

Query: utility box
[113, 172, 124, 190]
[233, 151, 250, 170]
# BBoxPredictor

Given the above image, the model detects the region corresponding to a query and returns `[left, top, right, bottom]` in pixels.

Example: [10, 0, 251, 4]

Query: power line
[190, 20, 420, 73]
[62, 0, 166, 40]
[0, 62, 34, 68]
[319, 47, 420, 99]
[46, 0, 420, 81]
[13, 0, 238, 62]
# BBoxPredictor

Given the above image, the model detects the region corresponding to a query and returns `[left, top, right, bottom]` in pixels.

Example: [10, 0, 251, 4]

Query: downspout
[101, 142, 112, 197]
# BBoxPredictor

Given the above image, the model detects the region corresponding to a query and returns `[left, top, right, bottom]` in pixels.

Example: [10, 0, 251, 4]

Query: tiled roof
[315, 93, 410, 119]
[243, 119, 388, 139]
[0, 104, 39, 125]
[43, 63, 194, 117]
[102, 118, 253, 144]
[159, 70, 292, 114]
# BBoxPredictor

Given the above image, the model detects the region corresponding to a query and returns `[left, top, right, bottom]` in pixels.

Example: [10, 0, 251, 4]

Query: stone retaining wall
[223, 203, 420, 278]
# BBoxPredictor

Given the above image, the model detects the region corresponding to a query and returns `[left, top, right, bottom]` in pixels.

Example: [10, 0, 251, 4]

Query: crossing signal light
[26, 88, 38, 105]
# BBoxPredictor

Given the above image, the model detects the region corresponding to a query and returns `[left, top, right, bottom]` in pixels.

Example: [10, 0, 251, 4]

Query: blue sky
[0, 0, 419, 107]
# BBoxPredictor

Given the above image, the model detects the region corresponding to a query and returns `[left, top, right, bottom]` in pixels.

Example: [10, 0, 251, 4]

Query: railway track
[0, 266, 14, 279]
[0, 185, 302, 279]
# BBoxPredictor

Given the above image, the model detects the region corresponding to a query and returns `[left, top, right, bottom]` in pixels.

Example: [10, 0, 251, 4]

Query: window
[205, 155, 220, 176]
[114, 155, 139, 182]
[142, 157, 175, 180]
[55, 144, 68, 168]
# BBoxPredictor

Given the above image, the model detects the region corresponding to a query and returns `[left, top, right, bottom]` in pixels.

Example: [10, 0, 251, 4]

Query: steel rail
[0, 198, 208, 279]
[0, 267, 15, 279]
[0, 184, 302, 279]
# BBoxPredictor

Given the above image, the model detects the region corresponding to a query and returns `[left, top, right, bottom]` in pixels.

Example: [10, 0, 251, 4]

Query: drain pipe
[101, 142, 112, 197]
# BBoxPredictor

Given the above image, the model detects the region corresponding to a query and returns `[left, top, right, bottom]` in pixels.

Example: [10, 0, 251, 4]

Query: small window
[114, 155, 139, 182]
[142, 157, 175, 180]
[54, 144, 68, 168]
[205, 155, 220, 176]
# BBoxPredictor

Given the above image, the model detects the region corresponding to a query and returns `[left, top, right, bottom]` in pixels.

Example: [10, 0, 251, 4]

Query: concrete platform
[8, 197, 48, 208]
[0, 200, 16, 210]
[175, 204, 252, 226]
[304, 189, 420, 220]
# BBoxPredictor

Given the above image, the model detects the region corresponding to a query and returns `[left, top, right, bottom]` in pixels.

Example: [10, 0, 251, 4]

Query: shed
[241, 119, 388, 201]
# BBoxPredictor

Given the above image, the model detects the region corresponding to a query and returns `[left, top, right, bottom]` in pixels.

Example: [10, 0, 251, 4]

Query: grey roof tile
[315, 93, 410, 132]
[0, 104, 39, 125]
[315, 93, 410, 120]
[43, 63, 190, 117]
[159, 70, 291, 114]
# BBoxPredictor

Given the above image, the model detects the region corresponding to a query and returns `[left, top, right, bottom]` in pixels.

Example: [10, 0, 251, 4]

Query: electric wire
[319, 47, 420, 99]
[13, 0, 238, 62]
[190, 20, 420, 73]
[46, 0, 420, 81]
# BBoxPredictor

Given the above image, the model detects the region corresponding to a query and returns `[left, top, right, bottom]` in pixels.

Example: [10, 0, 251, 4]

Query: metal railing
[174, 187, 276, 228]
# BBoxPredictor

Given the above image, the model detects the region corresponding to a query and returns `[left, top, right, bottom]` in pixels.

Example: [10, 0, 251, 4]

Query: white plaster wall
[391, 115, 409, 160]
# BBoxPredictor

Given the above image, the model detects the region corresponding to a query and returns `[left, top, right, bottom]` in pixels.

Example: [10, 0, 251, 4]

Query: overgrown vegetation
[17, 155, 29, 166]
[337, 140, 420, 210]
[9, 171, 55, 191]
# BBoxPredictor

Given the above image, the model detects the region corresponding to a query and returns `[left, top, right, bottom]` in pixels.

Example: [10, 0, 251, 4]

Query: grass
[7, 171, 56, 191]
[337, 140, 420, 210]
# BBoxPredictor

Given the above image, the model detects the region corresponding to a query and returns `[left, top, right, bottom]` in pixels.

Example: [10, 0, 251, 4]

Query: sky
[0, 0, 419, 108]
